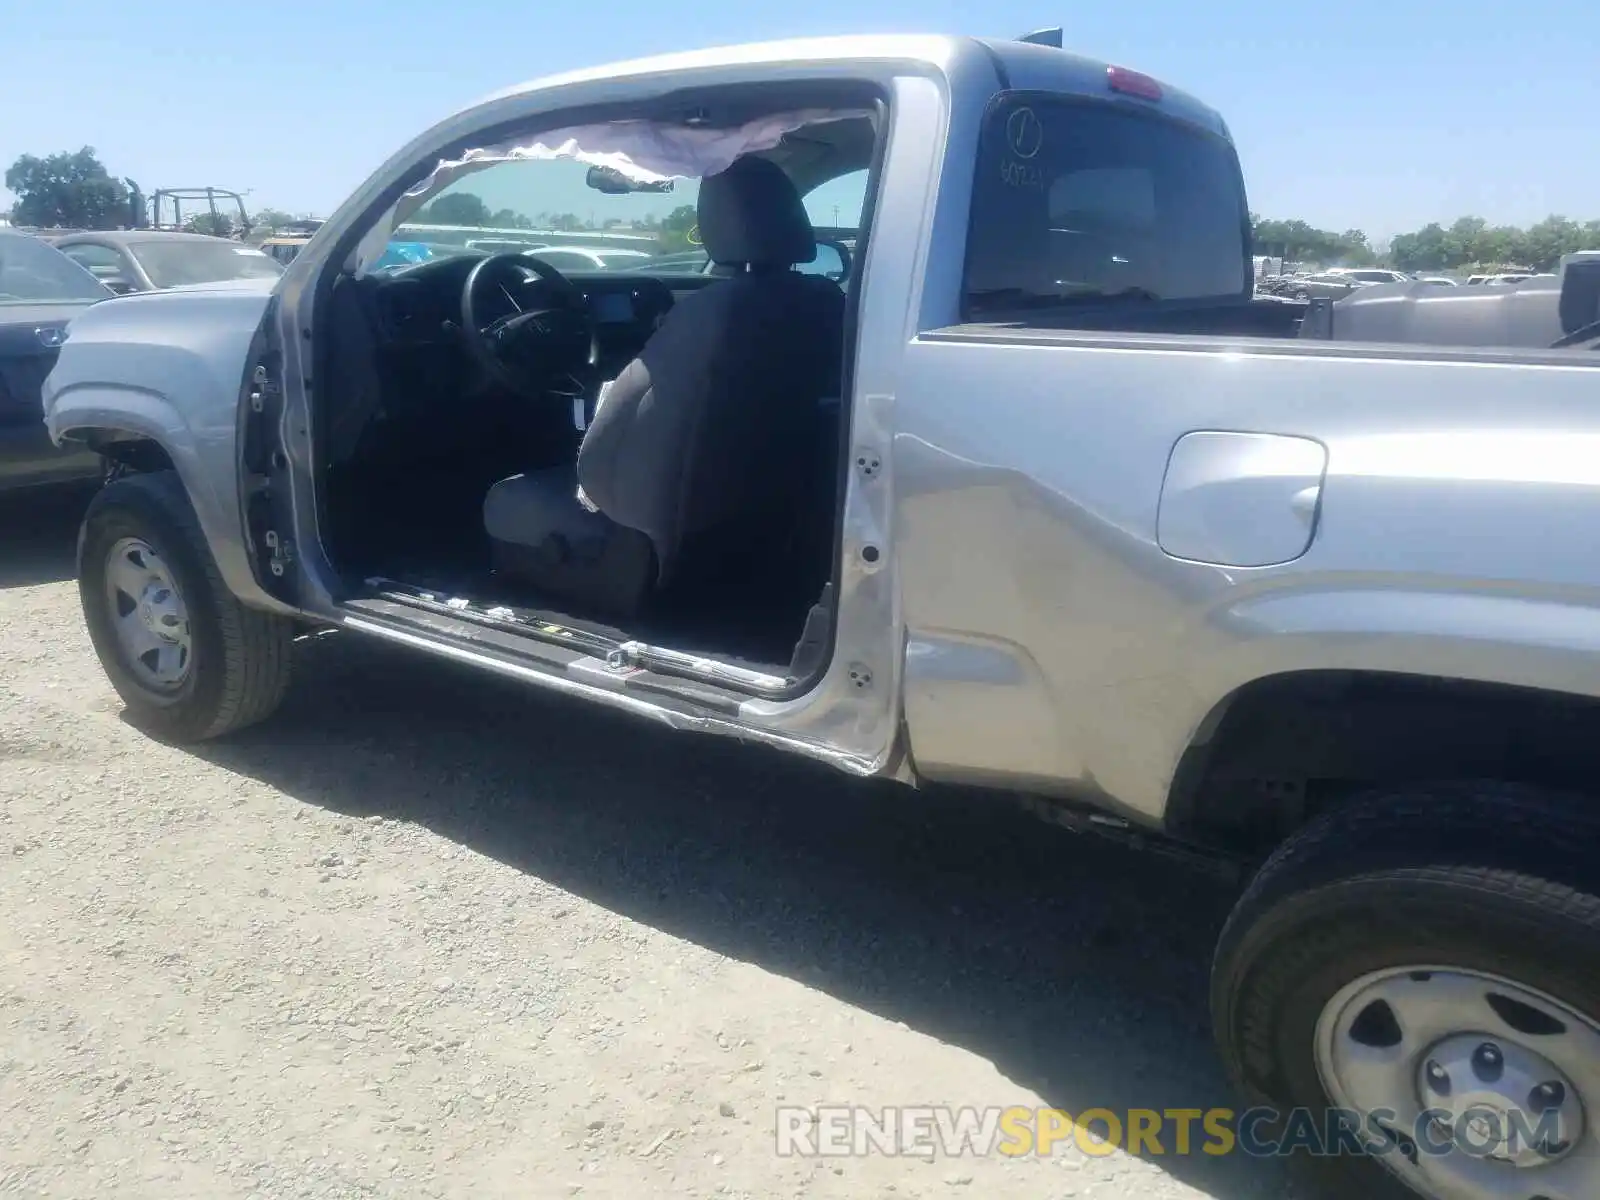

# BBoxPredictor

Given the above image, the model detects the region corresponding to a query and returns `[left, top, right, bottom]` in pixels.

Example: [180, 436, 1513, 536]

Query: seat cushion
[483, 467, 655, 619]
[483, 466, 608, 551]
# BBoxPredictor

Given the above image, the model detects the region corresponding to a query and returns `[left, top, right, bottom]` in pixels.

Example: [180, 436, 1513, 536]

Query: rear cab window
[962, 93, 1250, 326]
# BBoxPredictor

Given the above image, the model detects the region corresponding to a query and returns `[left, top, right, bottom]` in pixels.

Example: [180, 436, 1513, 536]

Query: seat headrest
[697, 156, 817, 268]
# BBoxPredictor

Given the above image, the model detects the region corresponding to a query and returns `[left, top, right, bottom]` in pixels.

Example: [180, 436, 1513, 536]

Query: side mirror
[797, 240, 850, 283]
[585, 165, 675, 195]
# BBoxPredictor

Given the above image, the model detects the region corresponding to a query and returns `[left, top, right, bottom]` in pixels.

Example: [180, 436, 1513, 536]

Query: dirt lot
[1, 488, 1304, 1199]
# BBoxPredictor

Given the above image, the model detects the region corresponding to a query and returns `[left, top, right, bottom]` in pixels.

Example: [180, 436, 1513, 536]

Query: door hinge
[264, 529, 296, 578]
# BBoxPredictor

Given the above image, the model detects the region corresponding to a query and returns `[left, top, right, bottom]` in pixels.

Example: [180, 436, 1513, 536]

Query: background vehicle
[263, 233, 440, 270]
[1466, 271, 1536, 286]
[520, 245, 655, 272]
[146, 186, 250, 233]
[259, 235, 313, 266]
[1310, 252, 1597, 348]
[257, 220, 325, 265]
[613, 231, 854, 282]
[1324, 266, 1410, 284]
[54, 230, 282, 293]
[0, 229, 108, 490]
[41, 34, 1600, 1200]
[1256, 273, 1310, 299]
[1296, 271, 1370, 299]
[394, 221, 659, 255]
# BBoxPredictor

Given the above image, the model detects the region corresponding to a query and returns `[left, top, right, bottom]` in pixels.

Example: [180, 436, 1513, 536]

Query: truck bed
[963, 297, 1308, 340]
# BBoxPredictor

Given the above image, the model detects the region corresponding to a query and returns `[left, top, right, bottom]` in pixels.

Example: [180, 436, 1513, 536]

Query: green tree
[1525, 216, 1584, 271]
[1390, 223, 1450, 271]
[1441, 216, 1489, 267]
[1474, 224, 1530, 268]
[1387, 213, 1600, 273]
[658, 204, 698, 251]
[414, 192, 492, 226]
[1338, 230, 1378, 267]
[252, 207, 297, 232]
[1260, 210, 1598, 275]
[1251, 216, 1376, 267]
[5, 147, 131, 228]
[185, 212, 236, 237]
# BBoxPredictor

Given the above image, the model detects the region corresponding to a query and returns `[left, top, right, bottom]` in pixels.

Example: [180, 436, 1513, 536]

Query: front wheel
[1212, 784, 1600, 1200]
[79, 471, 293, 741]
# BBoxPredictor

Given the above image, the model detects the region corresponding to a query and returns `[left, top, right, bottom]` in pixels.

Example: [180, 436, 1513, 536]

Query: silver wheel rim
[104, 537, 193, 691]
[1315, 965, 1600, 1199]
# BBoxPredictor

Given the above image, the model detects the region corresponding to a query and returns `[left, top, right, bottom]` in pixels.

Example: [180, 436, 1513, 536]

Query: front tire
[79, 471, 293, 741]
[1212, 784, 1600, 1200]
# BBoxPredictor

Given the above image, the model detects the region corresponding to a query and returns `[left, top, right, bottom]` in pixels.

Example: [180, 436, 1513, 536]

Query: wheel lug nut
[1472, 1042, 1505, 1082]
[1424, 1061, 1452, 1095]
[1531, 1081, 1566, 1111]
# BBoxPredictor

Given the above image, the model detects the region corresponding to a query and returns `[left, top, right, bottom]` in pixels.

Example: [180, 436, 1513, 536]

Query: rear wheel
[79, 471, 293, 741]
[1212, 784, 1600, 1200]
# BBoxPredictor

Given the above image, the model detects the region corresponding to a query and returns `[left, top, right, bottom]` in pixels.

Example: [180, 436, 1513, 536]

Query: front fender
[49, 385, 283, 610]
[42, 284, 284, 613]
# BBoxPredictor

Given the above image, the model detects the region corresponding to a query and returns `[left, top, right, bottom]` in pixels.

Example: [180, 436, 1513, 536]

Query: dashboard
[364, 253, 682, 370]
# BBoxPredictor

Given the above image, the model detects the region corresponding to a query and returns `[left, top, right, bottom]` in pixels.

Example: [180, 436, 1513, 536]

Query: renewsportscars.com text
[774, 1105, 1567, 1160]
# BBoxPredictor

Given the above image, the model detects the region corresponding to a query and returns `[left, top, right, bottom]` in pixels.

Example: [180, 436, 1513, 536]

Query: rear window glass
[128, 240, 283, 289]
[963, 96, 1249, 320]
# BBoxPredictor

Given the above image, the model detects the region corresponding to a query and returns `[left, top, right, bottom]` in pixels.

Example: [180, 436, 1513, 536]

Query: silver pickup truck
[41, 31, 1600, 1199]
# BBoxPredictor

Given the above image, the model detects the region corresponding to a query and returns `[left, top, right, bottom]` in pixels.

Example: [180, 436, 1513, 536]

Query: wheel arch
[1166, 667, 1600, 858]
[51, 394, 288, 616]
[78, 428, 177, 475]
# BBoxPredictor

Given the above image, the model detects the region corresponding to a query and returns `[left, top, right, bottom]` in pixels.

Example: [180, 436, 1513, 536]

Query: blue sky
[2, 0, 1594, 242]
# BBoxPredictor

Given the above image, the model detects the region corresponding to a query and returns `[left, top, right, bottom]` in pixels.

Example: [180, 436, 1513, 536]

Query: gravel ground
[1, 488, 1307, 1199]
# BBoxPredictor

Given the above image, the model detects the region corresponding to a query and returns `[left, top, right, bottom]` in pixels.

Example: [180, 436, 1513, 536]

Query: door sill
[334, 603, 880, 778]
[353, 576, 795, 698]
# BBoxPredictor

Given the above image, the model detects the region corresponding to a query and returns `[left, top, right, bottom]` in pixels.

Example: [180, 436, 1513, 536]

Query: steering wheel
[460, 253, 594, 394]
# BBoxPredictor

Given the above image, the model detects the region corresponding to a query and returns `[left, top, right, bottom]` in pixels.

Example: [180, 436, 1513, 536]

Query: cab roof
[481, 33, 1228, 142]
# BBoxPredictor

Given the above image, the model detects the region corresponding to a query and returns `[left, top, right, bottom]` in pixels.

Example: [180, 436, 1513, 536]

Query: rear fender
[1205, 587, 1600, 700]
[1159, 585, 1600, 850]
[1165, 586, 1600, 826]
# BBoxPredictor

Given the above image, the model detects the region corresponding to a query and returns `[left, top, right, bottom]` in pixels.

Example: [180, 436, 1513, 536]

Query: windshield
[128, 240, 283, 289]
[375, 155, 869, 278]
[377, 158, 702, 275]
[0, 233, 111, 304]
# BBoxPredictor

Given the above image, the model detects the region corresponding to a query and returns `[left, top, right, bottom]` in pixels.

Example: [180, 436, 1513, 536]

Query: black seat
[482, 155, 845, 619]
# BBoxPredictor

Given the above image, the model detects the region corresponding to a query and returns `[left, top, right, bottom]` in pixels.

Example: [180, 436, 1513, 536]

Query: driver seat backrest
[574, 155, 845, 584]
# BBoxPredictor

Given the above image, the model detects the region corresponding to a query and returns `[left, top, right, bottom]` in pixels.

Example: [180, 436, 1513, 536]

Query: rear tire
[79, 471, 293, 741]
[1211, 783, 1600, 1200]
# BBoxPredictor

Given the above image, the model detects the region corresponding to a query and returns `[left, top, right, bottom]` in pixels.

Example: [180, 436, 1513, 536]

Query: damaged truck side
[43, 33, 1600, 1200]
